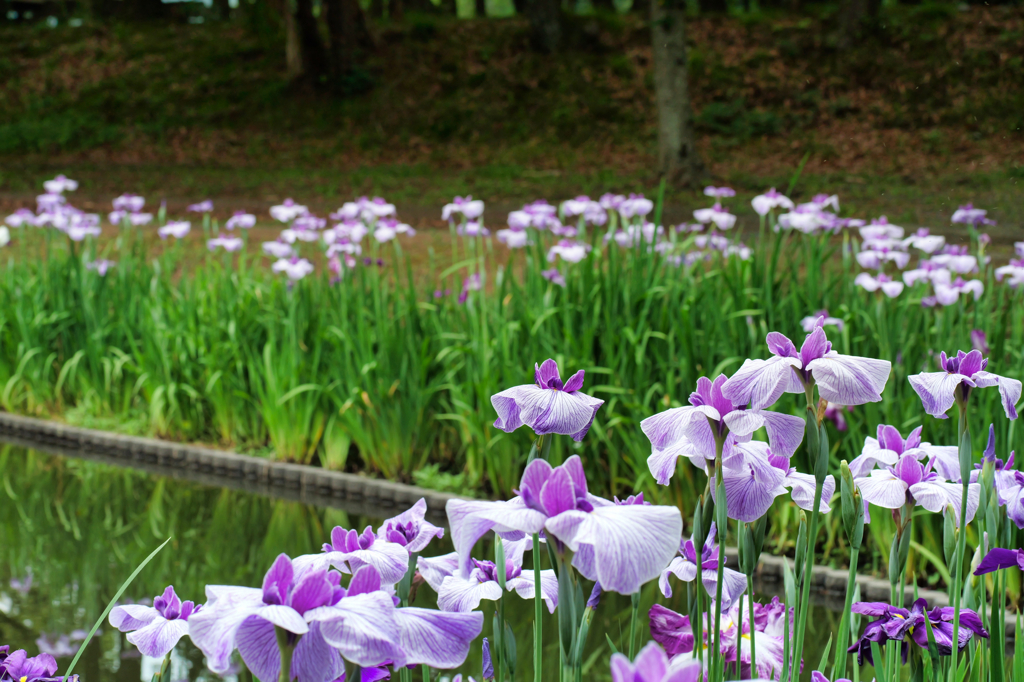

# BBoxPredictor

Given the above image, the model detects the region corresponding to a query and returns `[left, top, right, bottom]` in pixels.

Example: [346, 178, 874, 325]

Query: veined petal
[446, 498, 547, 579]
[505, 570, 559, 613]
[649, 604, 694, 656]
[786, 471, 835, 513]
[909, 481, 979, 526]
[717, 452, 787, 522]
[437, 575, 503, 612]
[508, 384, 605, 440]
[806, 352, 891, 406]
[855, 470, 907, 510]
[699, 566, 748, 611]
[721, 356, 804, 410]
[188, 590, 265, 673]
[908, 371, 965, 418]
[971, 371, 1022, 420]
[659, 556, 697, 599]
[317, 592, 403, 667]
[548, 504, 682, 595]
[914, 445, 960, 482]
[109, 604, 159, 632]
[394, 608, 484, 669]
[848, 448, 900, 478]
[641, 406, 701, 450]
[125, 618, 189, 659]
[417, 552, 460, 592]
[755, 410, 805, 458]
[235, 616, 281, 682]
[257, 604, 310, 635]
[291, 622, 344, 682]
[491, 387, 526, 433]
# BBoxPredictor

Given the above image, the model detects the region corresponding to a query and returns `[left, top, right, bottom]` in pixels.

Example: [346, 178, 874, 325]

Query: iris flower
[658, 522, 747, 609]
[419, 537, 558, 613]
[43, 175, 78, 194]
[619, 194, 654, 219]
[446, 456, 681, 594]
[496, 228, 528, 248]
[800, 310, 843, 333]
[610, 642, 705, 682]
[297, 525, 412, 586]
[263, 241, 294, 258]
[854, 272, 904, 298]
[854, 453, 979, 527]
[547, 240, 590, 263]
[207, 236, 244, 252]
[109, 586, 198, 658]
[113, 194, 145, 212]
[908, 349, 1021, 420]
[187, 200, 214, 213]
[693, 204, 736, 230]
[975, 546, 1024, 575]
[722, 318, 891, 409]
[225, 211, 256, 229]
[491, 359, 604, 441]
[751, 188, 794, 216]
[273, 257, 315, 281]
[270, 199, 309, 222]
[0, 648, 74, 682]
[848, 424, 957, 479]
[704, 186, 736, 198]
[951, 203, 994, 226]
[541, 268, 566, 287]
[849, 599, 987, 664]
[378, 498, 444, 553]
[443, 196, 485, 222]
[158, 221, 191, 239]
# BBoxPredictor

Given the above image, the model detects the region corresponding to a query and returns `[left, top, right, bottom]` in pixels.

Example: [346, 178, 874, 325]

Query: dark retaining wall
[0, 411, 1014, 634]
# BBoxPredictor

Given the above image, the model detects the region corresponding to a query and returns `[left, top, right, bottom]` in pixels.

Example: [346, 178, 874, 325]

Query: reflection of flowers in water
[9, 570, 32, 595]
[35, 630, 88, 658]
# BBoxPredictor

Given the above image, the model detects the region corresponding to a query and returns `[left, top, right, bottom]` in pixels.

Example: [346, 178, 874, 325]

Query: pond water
[0, 443, 856, 682]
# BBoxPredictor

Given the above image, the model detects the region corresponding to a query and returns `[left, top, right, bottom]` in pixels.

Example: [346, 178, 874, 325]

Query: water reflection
[1, 444, 847, 682]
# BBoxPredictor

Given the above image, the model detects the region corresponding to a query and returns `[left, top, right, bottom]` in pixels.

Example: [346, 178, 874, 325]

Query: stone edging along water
[0, 410, 1015, 632]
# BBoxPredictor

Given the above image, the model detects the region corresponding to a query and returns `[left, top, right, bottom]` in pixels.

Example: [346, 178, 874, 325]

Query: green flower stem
[533, 532, 543, 682]
[276, 626, 296, 682]
[832, 545, 859, 681]
[746, 573, 757, 678]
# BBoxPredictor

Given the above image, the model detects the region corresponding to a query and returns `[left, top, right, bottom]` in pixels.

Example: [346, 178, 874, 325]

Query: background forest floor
[0, 2, 1021, 221]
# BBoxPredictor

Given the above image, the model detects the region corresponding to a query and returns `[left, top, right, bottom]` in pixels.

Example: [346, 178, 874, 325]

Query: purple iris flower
[263, 241, 294, 258]
[378, 498, 444, 553]
[0, 648, 74, 682]
[207, 236, 244, 252]
[610, 641, 704, 682]
[855, 450, 979, 527]
[649, 597, 793, 679]
[722, 317, 892, 409]
[158, 221, 190, 240]
[951, 204, 994, 227]
[9, 570, 32, 594]
[751, 188, 794, 216]
[969, 426, 1024, 526]
[658, 523, 746, 608]
[418, 538, 558, 613]
[446, 456, 682, 594]
[970, 330, 989, 355]
[704, 186, 736, 199]
[849, 599, 987, 665]
[225, 211, 256, 230]
[187, 200, 214, 213]
[190, 556, 407, 682]
[848, 424, 958, 480]
[976, 546, 1024, 575]
[109, 586, 198, 658]
[642, 374, 805, 485]
[823, 403, 848, 431]
[496, 228, 528, 248]
[491, 359, 604, 441]
[270, 199, 309, 223]
[541, 268, 566, 287]
[113, 194, 145, 213]
[85, 259, 116, 276]
[908, 349, 1021, 420]
[44, 175, 78, 194]
[619, 194, 654, 219]
[296, 525, 411, 586]
[443, 196, 485, 222]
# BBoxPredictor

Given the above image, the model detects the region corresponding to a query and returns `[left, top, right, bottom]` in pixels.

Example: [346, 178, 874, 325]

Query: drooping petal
[785, 471, 835, 513]
[314, 592, 403, 667]
[235, 616, 281, 682]
[414, 554, 457, 593]
[909, 481, 979, 526]
[856, 469, 908, 510]
[446, 498, 547, 579]
[291, 622, 345, 682]
[715, 452, 787, 522]
[499, 384, 604, 440]
[659, 556, 697, 599]
[975, 548, 1024, 575]
[641, 406, 701, 450]
[648, 604, 694, 656]
[437, 576, 504, 612]
[699, 566, 748, 611]
[721, 356, 804, 410]
[546, 504, 682, 595]
[109, 604, 159, 632]
[908, 371, 966, 418]
[971, 371, 1022, 420]
[806, 353, 891, 406]
[506, 570, 559, 613]
[393, 608, 484, 669]
[188, 589, 265, 673]
[631, 641, 670, 682]
[125, 618, 189, 659]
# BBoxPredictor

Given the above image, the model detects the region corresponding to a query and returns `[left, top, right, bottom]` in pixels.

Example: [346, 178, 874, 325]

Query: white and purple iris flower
[378, 498, 444, 553]
[541, 268, 566, 287]
[270, 199, 309, 223]
[443, 196, 485, 222]
[446, 456, 682, 595]
[950, 203, 994, 227]
[970, 426, 1024, 527]
[297, 525, 411, 586]
[848, 599, 987, 665]
[693, 204, 736, 231]
[491, 359, 604, 441]
[649, 596, 793, 679]
[158, 221, 191, 240]
[619, 194, 654, 220]
[263, 241, 294, 258]
[658, 522, 746, 609]
[609, 641, 705, 682]
[854, 272, 904, 298]
[722, 317, 892, 409]
[751, 188, 793, 216]
[561, 196, 607, 225]
[847, 424, 957, 480]
[187, 200, 214, 213]
[418, 537, 558, 614]
[109, 586, 199, 658]
[902, 228, 945, 254]
[547, 239, 590, 264]
[207, 236, 244, 252]
[854, 451, 979, 527]
[225, 211, 256, 230]
[272, 257, 315, 281]
[496, 228, 528, 248]
[800, 310, 843, 333]
[908, 349, 1021, 420]
[704, 186, 736, 199]
[43, 175, 78, 194]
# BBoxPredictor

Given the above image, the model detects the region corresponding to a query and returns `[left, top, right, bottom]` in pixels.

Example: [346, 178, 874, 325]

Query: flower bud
[795, 510, 808, 584]
[943, 503, 957, 568]
[958, 428, 973, 485]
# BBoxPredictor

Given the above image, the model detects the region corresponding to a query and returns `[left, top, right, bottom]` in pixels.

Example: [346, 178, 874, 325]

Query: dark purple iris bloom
[849, 599, 988, 665]
[909, 349, 1021, 420]
[491, 359, 604, 441]
[976, 547, 1024, 575]
[0, 648, 74, 682]
[109, 586, 199, 658]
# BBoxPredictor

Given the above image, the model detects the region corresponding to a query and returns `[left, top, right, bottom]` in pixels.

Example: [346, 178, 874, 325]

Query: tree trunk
[476, 0, 487, 17]
[325, 0, 346, 78]
[697, 0, 727, 13]
[296, 0, 329, 79]
[284, 3, 303, 78]
[651, 0, 705, 186]
[213, 0, 231, 20]
[522, 0, 561, 51]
